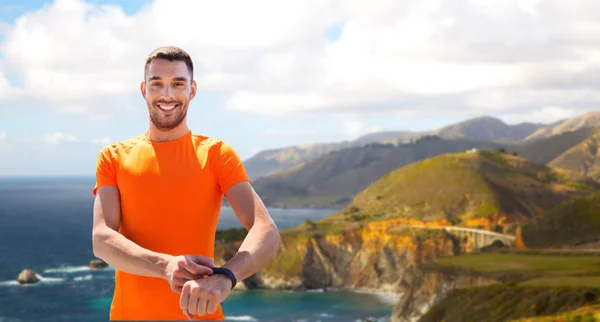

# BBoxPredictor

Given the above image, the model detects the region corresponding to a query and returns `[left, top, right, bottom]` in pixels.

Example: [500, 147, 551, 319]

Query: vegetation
[323, 150, 599, 228]
[420, 252, 600, 322]
[515, 126, 600, 165]
[521, 192, 600, 248]
[511, 304, 600, 321]
[215, 227, 248, 243]
[549, 132, 600, 180]
[252, 123, 600, 209]
[419, 284, 600, 322]
[252, 139, 508, 208]
[431, 252, 600, 281]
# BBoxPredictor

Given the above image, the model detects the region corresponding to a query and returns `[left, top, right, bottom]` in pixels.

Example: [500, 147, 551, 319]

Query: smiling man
[91, 46, 281, 321]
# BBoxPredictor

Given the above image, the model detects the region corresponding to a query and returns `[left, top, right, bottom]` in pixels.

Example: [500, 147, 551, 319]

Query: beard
[148, 100, 187, 131]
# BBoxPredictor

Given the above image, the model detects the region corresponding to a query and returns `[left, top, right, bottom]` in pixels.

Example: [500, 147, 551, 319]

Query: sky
[1, 0, 600, 176]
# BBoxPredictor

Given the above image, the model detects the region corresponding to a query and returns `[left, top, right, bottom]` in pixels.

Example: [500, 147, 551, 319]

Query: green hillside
[420, 252, 600, 322]
[252, 126, 600, 209]
[521, 192, 600, 248]
[324, 150, 600, 228]
[252, 138, 509, 208]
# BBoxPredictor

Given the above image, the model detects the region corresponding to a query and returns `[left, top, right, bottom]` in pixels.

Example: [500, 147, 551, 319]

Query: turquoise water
[0, 176, 395, 322]
[1, 265, 394, 322]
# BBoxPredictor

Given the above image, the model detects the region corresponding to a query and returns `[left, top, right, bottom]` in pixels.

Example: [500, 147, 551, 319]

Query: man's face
[141, 59, 196, 131]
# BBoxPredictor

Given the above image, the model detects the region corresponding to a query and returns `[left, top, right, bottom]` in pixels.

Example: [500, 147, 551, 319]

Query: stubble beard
[148, 101, 187, 131]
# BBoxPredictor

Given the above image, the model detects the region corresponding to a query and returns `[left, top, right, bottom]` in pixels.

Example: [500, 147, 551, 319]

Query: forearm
[222, 222, 280, 282]
[93, 228, 172, 279]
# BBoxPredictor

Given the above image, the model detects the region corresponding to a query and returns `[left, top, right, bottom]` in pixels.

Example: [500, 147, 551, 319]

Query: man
[91, 46, 280, 321]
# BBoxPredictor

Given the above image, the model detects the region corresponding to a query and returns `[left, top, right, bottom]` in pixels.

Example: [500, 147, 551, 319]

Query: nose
[161, 84, 173, 99]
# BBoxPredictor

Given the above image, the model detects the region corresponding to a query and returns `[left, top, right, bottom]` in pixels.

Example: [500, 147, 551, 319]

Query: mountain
[216, 150, 600, 322]
[524, 111, 600, 141]
[429, 116, 545, 143]
[547, 131, 600, 180]
[253, 125, 600, 209]
[252, 137, 510, 208]
[243, 131, 406, 180]
[324, 150, 600, 227]
[514, 126, 600, 164]
[245, 116, 548, 180]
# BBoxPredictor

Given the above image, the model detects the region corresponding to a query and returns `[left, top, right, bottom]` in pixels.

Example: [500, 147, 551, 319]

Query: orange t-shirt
[92, 130, 249, 321]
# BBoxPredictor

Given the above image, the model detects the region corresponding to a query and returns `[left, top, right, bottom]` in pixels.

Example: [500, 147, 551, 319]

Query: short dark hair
[144, 46, 194, 81]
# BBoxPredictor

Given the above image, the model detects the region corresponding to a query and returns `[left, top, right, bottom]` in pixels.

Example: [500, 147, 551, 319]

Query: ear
[140, 81, 146, 97]
[189, 80, 197, 100]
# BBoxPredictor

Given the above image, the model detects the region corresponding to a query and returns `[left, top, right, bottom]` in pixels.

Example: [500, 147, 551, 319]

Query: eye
[175, 83, 185, 87]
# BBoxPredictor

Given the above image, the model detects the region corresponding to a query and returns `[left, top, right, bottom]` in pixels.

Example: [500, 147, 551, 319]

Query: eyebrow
[148, 76, 189, 82]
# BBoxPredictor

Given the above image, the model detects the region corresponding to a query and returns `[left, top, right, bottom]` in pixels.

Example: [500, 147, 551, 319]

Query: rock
[17, 269, 40, 285]
[89, 259, 109, 269]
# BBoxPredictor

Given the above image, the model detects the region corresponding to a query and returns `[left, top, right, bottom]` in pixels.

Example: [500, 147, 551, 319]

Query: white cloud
[341, 116, 364, 138]
[0, 131, 6, 140]
[92, 137, 112, 146]
[502, 106, 578, 124]
[1, 0, 600, 123]
[42, 132, 78, 144]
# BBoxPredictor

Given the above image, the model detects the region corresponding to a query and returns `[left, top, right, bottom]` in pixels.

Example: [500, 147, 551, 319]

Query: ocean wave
[0, 281, 19, 287]
[35, 274, 65, 283]
[319, 312, 334, 318]
[225, 316, 258, 321]
[350, 289, 400, 305]
[0, 274, 65, 287]
[353, 317, 389, 322]
[74, 274, 93, 282]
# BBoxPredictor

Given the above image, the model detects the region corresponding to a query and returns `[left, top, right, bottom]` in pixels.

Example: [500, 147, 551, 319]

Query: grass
[521, 277, 600, 288]
[336, 150, 599, 228]
[522, 191, 600, 248]
[424, 248, 600, 321]
[433, 253, 600, 278]
[419, 285, 600, 322]
[510, 304, 600, 321]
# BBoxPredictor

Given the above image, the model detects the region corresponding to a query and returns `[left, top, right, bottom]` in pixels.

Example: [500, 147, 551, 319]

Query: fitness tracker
[212, 267, 237, 289]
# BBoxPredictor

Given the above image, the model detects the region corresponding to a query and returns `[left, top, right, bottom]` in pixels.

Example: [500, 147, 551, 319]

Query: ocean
[0, 176, 395, 322]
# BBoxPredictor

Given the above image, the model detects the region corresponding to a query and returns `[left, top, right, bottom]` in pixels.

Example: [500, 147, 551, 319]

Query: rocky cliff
[215, 219, 502, 321]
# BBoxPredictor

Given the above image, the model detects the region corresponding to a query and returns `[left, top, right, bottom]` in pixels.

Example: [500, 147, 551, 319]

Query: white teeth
[159, 104, 176, 111]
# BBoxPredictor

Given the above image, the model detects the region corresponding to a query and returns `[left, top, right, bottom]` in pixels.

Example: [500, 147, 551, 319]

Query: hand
[164, 255, 215, 293]
[179, 274, 233, 320]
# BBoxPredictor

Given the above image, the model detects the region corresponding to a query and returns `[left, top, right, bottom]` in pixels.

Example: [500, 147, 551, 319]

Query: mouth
[157, 103, 179, 112]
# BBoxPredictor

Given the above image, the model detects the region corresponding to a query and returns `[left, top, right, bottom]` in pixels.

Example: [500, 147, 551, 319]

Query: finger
[189, 255, 215, 268]
[174, 267, 198, 280]
[206, 297, 219, 315]
[180, 283, 191, 312]
[181, 258, 213, 276]
[196, 293, 208, 317]
[188, 292, 198, 319]
[173, 276, 188, 285]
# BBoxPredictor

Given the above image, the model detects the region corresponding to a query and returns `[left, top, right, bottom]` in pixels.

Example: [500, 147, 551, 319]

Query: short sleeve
[215, 141, 250, 194]
[92, 146, 118, 195]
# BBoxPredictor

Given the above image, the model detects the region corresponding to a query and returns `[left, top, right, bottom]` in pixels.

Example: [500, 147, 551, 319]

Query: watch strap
[212, 267, 237, 289]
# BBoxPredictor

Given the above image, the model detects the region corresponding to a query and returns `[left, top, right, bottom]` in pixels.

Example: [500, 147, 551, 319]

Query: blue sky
[0, 0, 598, 176]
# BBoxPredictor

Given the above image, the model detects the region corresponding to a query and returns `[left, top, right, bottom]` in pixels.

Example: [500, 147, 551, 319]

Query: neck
[146, 123, 190, 142]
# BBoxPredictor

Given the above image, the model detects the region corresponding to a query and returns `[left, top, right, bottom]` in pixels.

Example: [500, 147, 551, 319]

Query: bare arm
[220, 181, 281, 282]
[92, 186, 173, 279]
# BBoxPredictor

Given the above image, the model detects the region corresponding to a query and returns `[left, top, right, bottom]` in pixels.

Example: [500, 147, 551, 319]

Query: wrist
[212, 267, 237, 289]
[157, 253, 174, 280]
